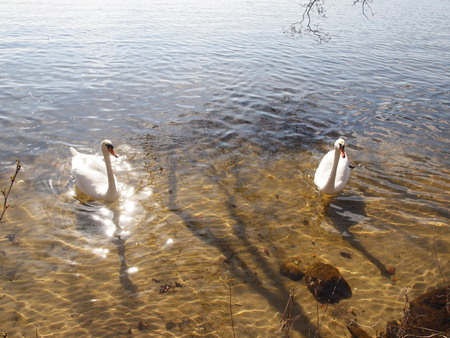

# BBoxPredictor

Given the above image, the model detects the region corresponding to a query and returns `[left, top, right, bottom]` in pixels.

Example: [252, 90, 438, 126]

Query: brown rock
[386, 265, 396, 275]
[305, 262, 352, 303]
[280, 262, 304, 281]
[347, 320, 372, 338]
[408, 287, 450, 334]
[385, 287, 450, 337]
[340, 251, 352, 259]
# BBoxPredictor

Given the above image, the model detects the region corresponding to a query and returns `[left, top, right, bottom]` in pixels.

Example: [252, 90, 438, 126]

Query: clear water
[0, 0, 449, 336]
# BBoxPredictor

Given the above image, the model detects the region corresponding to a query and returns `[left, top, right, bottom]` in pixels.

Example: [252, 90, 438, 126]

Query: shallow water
[0, 0, 449, 337]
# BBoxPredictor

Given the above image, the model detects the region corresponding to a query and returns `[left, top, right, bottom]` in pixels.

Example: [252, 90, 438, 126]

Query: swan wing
[314, 150, 351, 194]
[73, 153, 107, 175]
[334, 154, 351, 192]
[314, 150, 334, 190]
[71, 153, 109, 198]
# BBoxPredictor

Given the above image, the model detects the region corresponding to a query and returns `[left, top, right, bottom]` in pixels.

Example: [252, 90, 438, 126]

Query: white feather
[70, 140, 120, 202]
[314, 138, 351, 195]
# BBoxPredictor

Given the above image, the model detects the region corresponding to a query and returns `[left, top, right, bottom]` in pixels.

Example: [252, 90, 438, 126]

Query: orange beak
[339, 146, 346, 158]
[108, 147, 118, 158]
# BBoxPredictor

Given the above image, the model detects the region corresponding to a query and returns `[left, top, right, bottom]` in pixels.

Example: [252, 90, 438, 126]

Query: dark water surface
[1, 0, 449, 336]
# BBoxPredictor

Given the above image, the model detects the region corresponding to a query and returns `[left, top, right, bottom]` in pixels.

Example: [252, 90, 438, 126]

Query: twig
[279, 290, 299, 337]
[284, 0, 330, 43]
[311, 276, 342, 337]
[398, 289, 411, 337]
[0, 160, 22, 223]
[228, 273, 236, 338]
[286, 0, 374, 43]
[354, 0, 374, 19]
[312, 281, 323, 338]
[318, 276, 341, 326]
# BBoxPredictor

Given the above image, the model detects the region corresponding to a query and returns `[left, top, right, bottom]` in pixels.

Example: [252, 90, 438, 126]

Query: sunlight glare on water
[0, 0, 449, 336]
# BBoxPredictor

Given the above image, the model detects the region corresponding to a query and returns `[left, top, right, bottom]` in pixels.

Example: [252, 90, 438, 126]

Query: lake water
[0, 0, 449, 336]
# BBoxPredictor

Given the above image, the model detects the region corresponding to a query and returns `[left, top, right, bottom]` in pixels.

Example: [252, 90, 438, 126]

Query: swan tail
[70, 147, 79, 156]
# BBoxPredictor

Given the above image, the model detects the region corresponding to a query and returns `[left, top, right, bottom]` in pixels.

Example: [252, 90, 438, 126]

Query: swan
[70, 139, 120, 202]
[314, 138, 351, 195]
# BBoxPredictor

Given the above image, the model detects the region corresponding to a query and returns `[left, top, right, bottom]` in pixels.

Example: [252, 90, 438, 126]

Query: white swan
[314, 138, 351, 195]
[70, 140, 120, 202]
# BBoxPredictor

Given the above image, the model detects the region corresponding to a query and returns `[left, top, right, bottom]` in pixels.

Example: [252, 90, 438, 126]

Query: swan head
[334, 138, 346, 158]
[101, 139, 118, 158]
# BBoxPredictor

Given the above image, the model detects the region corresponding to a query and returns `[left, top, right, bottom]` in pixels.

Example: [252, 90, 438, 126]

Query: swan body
[314, 138, 351, 195]
[70, 140, 120, 202]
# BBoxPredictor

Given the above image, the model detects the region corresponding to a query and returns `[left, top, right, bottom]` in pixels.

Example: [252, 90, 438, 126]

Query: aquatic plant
[0, 160, 21, 223]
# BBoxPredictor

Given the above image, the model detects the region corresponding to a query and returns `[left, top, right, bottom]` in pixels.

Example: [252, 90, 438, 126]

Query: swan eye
[106, 144, 114, 150]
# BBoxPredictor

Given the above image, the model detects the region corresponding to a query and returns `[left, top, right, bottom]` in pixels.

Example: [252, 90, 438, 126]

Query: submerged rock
[385, 286, 450, 337]
[386, 265, 396, 275]
[280, 262, 304, 281]
[304, 262, 352, 303]
[347, 320, 372, 338]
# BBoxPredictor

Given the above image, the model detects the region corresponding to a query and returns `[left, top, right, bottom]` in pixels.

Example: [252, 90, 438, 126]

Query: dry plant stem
[399, 290, 410, 337]
[312, 276, 342, 337]
[314, 286, 321, 338]
[228, 273, 236, 338]
[279, 290, 299, 337]
[398, 289, 448, 338]
[0, 160, 21, 223]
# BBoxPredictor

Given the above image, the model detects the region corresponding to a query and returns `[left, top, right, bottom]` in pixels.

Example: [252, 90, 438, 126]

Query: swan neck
[102, 149, 117, 194]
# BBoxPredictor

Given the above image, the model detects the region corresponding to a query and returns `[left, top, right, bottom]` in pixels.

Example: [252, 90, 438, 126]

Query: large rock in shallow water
[305, 262, 352, 303]
[385, 286, 450, 337]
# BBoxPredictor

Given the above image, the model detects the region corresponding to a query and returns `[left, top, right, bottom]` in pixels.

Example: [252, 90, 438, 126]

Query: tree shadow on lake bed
[166, 159, 320, 337]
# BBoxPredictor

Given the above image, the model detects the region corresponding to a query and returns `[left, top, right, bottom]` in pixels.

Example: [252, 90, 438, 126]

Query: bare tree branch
[284, 0, 330, 44]
[0, 160, 21, 223]
[354, 0, 374, 19]
[285, 0, 374, 43]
